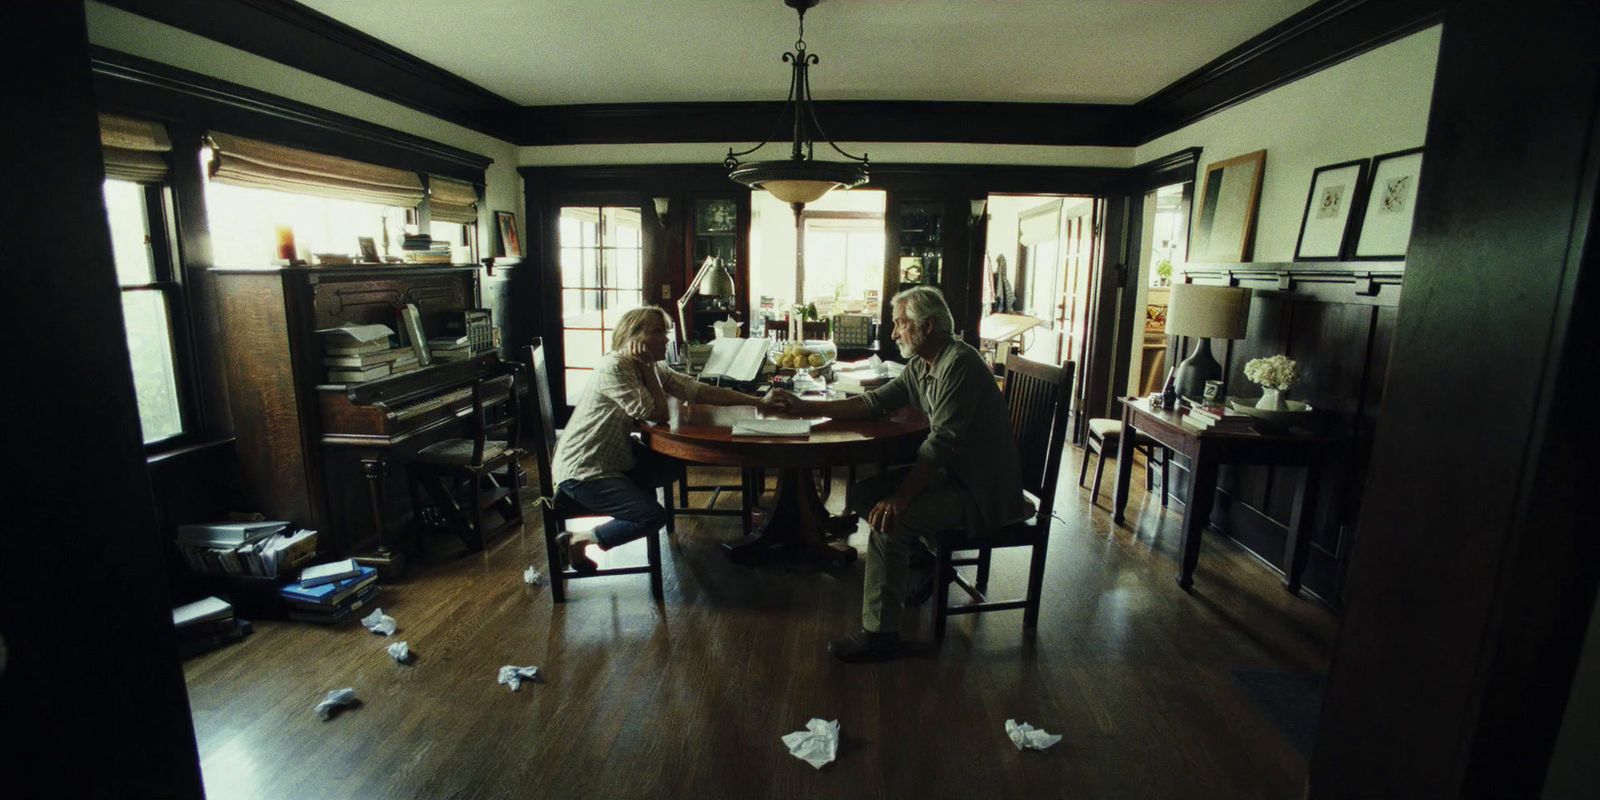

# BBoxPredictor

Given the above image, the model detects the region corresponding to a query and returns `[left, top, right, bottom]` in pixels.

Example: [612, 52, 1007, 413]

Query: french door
[557, 206, 644, 406]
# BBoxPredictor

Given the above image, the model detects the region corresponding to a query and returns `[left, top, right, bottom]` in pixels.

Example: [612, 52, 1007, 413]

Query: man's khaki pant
[846, 466, 978, 633]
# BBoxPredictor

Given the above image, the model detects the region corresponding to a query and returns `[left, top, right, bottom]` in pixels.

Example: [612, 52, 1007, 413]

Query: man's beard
[896, 327, 924, 359]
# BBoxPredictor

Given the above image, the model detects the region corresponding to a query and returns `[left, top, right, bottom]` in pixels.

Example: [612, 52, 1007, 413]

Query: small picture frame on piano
[358, 236, 379, 263]
[398, 303, 431, 367]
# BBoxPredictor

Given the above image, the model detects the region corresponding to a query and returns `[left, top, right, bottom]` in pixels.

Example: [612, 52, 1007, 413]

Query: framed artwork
[1353, 147, 1424, 259]
[1190, 150, 1267, 263]
[696, 199, 737, 235]
[1294, 159, 1369, 261]
[495, 210, 522, 258]
[357, 236, 379, 263]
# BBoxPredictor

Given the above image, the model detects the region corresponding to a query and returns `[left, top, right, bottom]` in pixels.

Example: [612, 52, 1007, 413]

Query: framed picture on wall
[696, 199, 736, 235]
[1294, 159, 1370, 261]
[1353, 147, 1424, 259]
[494, 210, 522, 259]
[1190, 149, 1267, 263]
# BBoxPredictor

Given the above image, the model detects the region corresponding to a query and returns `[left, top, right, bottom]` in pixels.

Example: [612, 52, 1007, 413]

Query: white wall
[84, 2, 524, 245]
[1137, 26, 1441, 263]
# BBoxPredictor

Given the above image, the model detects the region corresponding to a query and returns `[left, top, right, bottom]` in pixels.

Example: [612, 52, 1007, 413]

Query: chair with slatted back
[802, 319, 829, 340]
[765, 319, 791, 341]
[408, 373, 523, 552]
[525, 340, 664, 601]
[928, 355, 1073, 642]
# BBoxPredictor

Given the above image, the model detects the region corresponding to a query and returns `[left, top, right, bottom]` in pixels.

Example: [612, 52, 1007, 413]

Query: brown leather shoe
[827, 629, 903, 663]
[555, 532, 599, 574]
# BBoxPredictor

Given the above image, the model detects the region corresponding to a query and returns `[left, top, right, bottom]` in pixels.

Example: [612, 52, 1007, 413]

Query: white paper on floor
[315, 687, 357, 720]
[1005, 719, 1061, 751]
[523, 566, 547, 586]
[361, 607, 397, 635]
[386, 641, 410, 663]
[782, 718, 839, 769]
[497, 665, 542, 691]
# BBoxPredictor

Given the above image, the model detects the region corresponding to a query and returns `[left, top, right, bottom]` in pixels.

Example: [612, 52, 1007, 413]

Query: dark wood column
[1309, 1, 1600, 796]
[0, 2, 203, 797]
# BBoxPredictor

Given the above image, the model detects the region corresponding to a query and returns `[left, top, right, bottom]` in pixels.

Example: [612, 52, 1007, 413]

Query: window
[750, 189, 885, 324]
[802, 217, 885, 305]
[104, 179, 187, 444]
[558, 206, 644, 405]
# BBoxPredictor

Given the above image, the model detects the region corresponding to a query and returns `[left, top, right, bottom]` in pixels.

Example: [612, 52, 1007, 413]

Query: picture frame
[495, 210, 522, 259]
[357, 236, 379, 263]
[1190, 150, 1267, 263]
[1294, 159, 1369, 261]
[1353, 147, 1424, 259]
[696, 199, 737, 235]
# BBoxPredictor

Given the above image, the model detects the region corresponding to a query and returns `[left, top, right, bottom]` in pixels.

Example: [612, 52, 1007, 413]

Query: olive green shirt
[861, 339, 1029, 536]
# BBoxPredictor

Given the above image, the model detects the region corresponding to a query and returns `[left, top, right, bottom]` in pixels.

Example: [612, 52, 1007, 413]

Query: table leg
[1176, 451, 1218, 590]
[1111, 404, 1138, 524]
[1282, 460, 1322, 594]
[723, 466, 857, 566]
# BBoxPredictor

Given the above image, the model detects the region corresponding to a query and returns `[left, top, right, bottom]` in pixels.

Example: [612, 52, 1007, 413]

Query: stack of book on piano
[1181, 403, 1255, 432]
[172, 596, 253, 659]
[318, 324, 408, 383]
[428, 334, 474, 362]
[404, 238, 453, 264]
[175, 521, 318, 578]
[279, 560, 379, 625]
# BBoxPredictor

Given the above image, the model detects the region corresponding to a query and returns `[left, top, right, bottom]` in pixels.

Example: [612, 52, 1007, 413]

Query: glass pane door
[558, 205, 643, 405]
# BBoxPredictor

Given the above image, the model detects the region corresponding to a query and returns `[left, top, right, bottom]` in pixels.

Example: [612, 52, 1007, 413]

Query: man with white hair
[768, 286, 1029, 661]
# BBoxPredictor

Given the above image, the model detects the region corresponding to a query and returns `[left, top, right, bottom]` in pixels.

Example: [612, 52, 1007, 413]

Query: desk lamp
[1163, 281, 1251, 402]
[676, 256, 737, 345]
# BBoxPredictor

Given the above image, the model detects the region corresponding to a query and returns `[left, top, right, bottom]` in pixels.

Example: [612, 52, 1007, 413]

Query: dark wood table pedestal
[1110, 397, 1331, 593]
[723, 467, 859, 566]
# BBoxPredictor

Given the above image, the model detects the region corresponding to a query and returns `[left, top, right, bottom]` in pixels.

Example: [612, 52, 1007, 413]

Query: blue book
[278, 566, 377, 605]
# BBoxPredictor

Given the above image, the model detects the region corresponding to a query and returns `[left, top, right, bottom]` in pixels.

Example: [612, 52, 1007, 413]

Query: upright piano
[213, 265, 512, 573]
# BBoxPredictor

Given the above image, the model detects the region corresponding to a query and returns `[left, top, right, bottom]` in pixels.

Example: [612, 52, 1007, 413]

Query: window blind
[207, 132, 424, 207]
[100, 113, 171, 183]
[428, 176, 479, 225]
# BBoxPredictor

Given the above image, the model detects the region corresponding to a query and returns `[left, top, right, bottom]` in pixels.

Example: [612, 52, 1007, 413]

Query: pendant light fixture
[725, 0, 869, 213]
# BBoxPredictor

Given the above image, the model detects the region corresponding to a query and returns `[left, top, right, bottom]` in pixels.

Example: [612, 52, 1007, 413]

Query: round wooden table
[639, 398, 928, 565]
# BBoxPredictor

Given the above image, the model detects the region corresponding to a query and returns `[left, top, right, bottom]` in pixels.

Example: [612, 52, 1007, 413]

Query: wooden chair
[408, 373, 523, 552]
[764, 319, 791, 340]
[525, 340, 664, 602]
[802, 319, 829, 340]
[1079, 418, 1169, 506]
[929, 355, 1074, 642]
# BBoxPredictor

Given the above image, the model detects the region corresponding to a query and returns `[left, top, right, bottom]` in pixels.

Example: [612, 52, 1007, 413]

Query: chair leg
[465, 474, 485, 552]
[818, 465, 832, 503]
[1143, 444, 1155, 492]
[678, 469, 689, 506]
[662, 484, 676, 537]
[741, 468, 755, 535]
[1023, 537, 1048, 629]
[646, 530, 664, 601]
[975, 547, 992, 595]
[1077, 435, 1094, 487]
[547, 521, 567, 603]
[933, 542, 953, 643]
[1090, 441, 1110, 501]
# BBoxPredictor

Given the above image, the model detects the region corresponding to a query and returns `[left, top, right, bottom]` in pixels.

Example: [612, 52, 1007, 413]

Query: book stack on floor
[317, 324, 404, 383]
[279, 559, 380, 625]
[176, 521, 317, 578]
[172, 596, 253, 659]
[1181, 403, 1256, 433]
[428, 334, 474, 362]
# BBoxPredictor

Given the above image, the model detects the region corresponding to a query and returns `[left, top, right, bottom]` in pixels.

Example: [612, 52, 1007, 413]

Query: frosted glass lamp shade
[763, 180, 837, 205]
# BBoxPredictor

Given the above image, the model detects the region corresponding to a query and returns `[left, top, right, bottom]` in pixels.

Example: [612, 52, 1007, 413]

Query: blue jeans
[557, 443, 683, 550]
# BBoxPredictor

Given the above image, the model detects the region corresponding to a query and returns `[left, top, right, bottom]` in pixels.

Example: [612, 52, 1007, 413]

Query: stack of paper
[731, 418, 825, 437]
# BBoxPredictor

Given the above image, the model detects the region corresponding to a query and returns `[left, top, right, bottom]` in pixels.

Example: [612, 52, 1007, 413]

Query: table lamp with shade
[1163, 282, 1252, 402]
[676, 256, 737, 346]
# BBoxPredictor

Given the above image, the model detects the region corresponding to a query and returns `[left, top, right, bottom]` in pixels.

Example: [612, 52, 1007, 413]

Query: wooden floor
[182, 450, 1337, 800]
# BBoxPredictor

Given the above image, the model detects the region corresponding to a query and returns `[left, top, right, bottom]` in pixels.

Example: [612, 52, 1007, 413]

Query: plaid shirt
[552, 354, 700, 485]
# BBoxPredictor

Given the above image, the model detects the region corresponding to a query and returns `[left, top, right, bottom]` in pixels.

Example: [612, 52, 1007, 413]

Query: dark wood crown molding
[96, 0, 521, 141]
[91, 47, 492, 181]
[1134, 0, 1445, 143]
[101, 0, 1442, 150]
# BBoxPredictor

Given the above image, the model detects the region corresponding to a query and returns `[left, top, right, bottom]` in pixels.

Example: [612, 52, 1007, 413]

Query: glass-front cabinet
[685, 197, 741, 343]
[893, 198, 943, 293]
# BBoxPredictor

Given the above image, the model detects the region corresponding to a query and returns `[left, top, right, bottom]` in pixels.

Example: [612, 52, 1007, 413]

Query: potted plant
[1243, 354, 1299, 411]
[1155, 258, 1174, 286]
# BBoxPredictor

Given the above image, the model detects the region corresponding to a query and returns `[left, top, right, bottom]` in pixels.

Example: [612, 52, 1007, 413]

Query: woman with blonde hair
[550, 306, 768, 570]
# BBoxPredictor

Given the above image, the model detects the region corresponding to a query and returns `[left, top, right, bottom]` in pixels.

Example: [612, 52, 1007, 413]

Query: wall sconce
[653, 196, 670, 226]
[969, 198, 989, 226]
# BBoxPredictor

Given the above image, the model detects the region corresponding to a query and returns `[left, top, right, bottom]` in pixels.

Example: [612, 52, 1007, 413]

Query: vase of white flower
[1243, 355, 1298, 411]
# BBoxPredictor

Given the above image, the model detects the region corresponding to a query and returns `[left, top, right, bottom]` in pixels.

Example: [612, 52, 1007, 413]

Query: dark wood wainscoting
[1168, 261, 1403, 604]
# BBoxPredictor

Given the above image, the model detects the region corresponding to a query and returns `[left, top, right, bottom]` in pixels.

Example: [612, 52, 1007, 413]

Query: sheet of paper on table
[731, 417, 829, 437]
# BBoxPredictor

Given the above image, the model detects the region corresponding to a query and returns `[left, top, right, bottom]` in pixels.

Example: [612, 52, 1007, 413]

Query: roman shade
[207, 132, 424, 207]
[428, 176, 479, 225]
[100, 113, 171, 183]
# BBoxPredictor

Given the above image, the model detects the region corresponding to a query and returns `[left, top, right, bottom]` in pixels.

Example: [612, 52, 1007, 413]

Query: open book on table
[698, 337, 769, 383]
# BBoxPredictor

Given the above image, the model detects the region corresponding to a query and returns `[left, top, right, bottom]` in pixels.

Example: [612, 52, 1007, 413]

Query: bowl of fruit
[769, 339, 838, 374]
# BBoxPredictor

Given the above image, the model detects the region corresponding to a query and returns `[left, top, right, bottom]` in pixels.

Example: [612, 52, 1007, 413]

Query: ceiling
[294, 0, 1318, 107]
